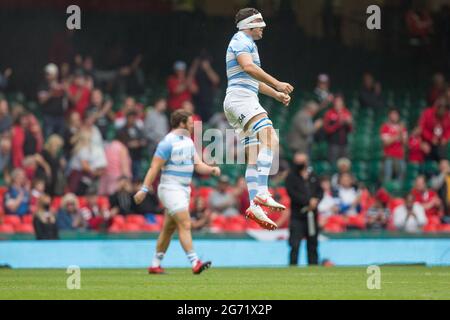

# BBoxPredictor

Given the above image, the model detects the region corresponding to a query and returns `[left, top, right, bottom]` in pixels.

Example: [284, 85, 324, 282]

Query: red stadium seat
[22, 214, 33, 224]
[77, 197, 87, 208]
[347, 214, 366, 230]
[112, 215, 125, 227]
[15, 223, 34, 234]
[108, 224, 123, 233]
[423, 223, 439, 233]
[155, 214, 164, 226]
[97, 196, 110, 209]
[141, 223, 161, 232]
[122, 222, 141, 232]
[228, 215, 246, 225]
[326, 214, 346, 227]
[51, 196, 62, 211]
[3, 215, 21, 227]
[0, 224, 15, 234]
[224, 222, 246, 233]
[125, 214, 146, 226]
[438, 224, 450, 232]
[245, 218, 263, 230]
[324, 222, 345, 233]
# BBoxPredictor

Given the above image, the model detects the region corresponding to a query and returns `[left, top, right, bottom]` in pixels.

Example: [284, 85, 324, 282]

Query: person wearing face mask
[33, 194, 59, 240]
[285, 152, 323, 266]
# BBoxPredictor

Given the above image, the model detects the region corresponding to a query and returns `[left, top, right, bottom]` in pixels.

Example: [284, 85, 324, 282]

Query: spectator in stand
[0, 137, 12, 183]
[317, 176, 339, 225]
[11, 113, 44, 169]
[0, 67, 12, 92]
[190, 197, 212, 231]
[408, 126, 428, 164]
[68, 128, 107, 195]
[117, 110, 146, 180]
[405, 3, 434, 48]
[37, 134, 65, 196]
[358, 72, 384, 109]
[81, 190, 114, 231]
[4, 168, 30, 217]
[336, 173, 361, 216]
[430, 160, 450, 220]
[56, 193, 87, 231]
[85, 88, 114, 141]
[181, 100, 202, 122]
[33, 194, 59, 240]
[366, 190, 391, 230]
[109, 176, 135, 216]
[66, 69, 92, 119]
[191, 50, 221, 121]
[209, 176, 240, 217]
[331, 157, 352, 190]
[144, 97, 169, 155]
[167, 60, 198, 112]
[287, 101, 323, 155]
[114, 96, 144, 130]
[0, 98, 12, 136]
[233, 176, 250, 215]
[323, 94, 352, 164]
[98, 136, 132, 196]
[380, 108, 408, 183]
[130, 179, 163, 215]
[63, 112, 82, 160]
[313, 74, 334, 110]
[394, 194, 428, 233]
[427, 73, 446, 105]
[37, 63, 66, 138]
[411, 175, 442, 219]
[29, 178, 46, 215]
[418, 95, 450, 162]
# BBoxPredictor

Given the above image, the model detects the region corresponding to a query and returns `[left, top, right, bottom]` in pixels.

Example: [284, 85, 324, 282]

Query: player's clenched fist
[211, 166, 221, 177]
[276, 92, 291, 106]
[275, 81, 294, 94]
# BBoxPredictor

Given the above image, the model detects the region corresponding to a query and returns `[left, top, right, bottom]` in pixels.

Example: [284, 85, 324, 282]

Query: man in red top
[66, 70, 92, 119]
[418, 95, 450, 162]
[408, 126, 428, 164]
[411, 175, 442, 220]
[380, 108, 408, 182]
[167, 61, 198, 111]
[323, 94, 352, 165]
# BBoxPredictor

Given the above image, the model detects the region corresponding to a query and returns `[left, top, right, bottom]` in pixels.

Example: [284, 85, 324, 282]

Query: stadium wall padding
[1, 238, 450, 268]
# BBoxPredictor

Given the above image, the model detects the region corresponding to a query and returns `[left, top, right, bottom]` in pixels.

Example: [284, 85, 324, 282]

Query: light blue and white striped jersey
[226, 31, 261, 95]
[154, 132, 195, 188]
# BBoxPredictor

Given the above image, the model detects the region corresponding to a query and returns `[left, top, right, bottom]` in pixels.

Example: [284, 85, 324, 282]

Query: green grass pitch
[0, 266, 449, 299]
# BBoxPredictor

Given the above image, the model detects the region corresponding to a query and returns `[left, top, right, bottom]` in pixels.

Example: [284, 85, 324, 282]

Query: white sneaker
[254, 192, 286, 211]
[245, 205, 278, 231]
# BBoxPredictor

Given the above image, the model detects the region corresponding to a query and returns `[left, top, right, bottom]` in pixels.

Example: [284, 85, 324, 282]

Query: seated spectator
[0, 98, 12, 136]
[11, 113, 43, 169]
[85, 88, 114, 141]
[191, 197, 212, 231]
[323, 94, 352, 164]
[318, 176, 339, 221]
[130, 179, 163, 215]
[411, 175, 442, 219]
[144, 97, 169, 155]
[98, 136, 132, 196]
[336, 173, 360, 215]
[56, 193, 87, 231]
[366, 190, 391, 230]
[63, 112, 82, 160]
[114, 96, 144, 130]
[66, 69, 92, 119]
[408, 126, 428, 164]
[30, 178, 46, 214]
[427, 73, 446, 105]
[418, 95, 450, 162]
[38, 134, 66, 196]
[380, 108, 408, 182]
[167, 60, 198, 112]
[394, 194, 428, 233]
[33, 194, 59, 240]
[209, 176, 239, 217]
[81, 191, 113, 231]
[287, 101, 322, 155]
[117, 110, 146, 179]
[313, 74, 334, 110]
[430, 160, 450, 220]
[358, 72, 385, 109]
[331, 157, 352, 190]
[68, 128, 107, 195]
[0, 137, 12, 183]
[109, 176, 134, 216]
[4, 168, 30, 217]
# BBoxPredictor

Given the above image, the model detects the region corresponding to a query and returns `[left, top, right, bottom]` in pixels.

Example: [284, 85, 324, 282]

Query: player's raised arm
[133, 156, 166, 204]
[193, 152, 221, 176]
[236, 53, 294, 94]
[259, 82, 291, 106]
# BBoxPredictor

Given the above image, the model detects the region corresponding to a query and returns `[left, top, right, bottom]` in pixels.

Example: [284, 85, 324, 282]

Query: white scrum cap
[237, 13, 266, 30]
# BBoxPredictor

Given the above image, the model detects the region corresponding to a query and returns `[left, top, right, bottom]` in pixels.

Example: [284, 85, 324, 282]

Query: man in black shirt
[37, 64, 66, 138]
[285, 152, 323, 266]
